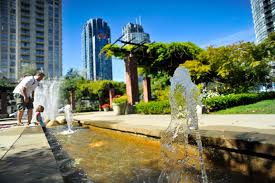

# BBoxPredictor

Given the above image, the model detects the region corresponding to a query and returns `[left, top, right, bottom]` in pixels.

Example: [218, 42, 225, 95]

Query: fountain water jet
[62, 104, 74, 134]
[34, 79, 60, 121]
[158, 67, 208, 183]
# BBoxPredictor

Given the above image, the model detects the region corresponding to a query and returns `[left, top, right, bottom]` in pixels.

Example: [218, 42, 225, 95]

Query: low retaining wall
[81, 120, 275, 182]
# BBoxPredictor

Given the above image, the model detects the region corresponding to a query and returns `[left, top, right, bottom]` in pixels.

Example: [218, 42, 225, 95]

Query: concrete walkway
[0, 126, 63, 183]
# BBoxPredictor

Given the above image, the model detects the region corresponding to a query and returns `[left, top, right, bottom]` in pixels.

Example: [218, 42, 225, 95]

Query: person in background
[13, 71, 45, 126]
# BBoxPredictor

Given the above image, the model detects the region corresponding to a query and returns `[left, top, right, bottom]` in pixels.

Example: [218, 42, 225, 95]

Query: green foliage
[204, 92, 275, 112]
[78, 80, 126, 102]
[214, 99, 275, 114]
[135, 100, 171, 114]
[112, 95, 128, 105]
[102, 42, 203, 77]
[151, 72, 170, 100]
[60, 68, 84, 104]
[60, 68, 126, 110]
[18, 63, 37, 79]
[75, 106, 97, 113]
[0, 78, 15, 90]
[101, 44, 131, 59]
[183, 42, 271, 93]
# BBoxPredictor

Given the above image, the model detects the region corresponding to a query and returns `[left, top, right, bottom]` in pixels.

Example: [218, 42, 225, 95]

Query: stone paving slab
[74, 112, 275, 144]
[0, 127, 25, 159]
[74, 112, 275, 129]
[0, 126, 64, 183]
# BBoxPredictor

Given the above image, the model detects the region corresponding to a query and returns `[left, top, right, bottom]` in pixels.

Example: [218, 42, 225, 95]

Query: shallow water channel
[50, 126, 253, 183]
[52, 126, 162, 183]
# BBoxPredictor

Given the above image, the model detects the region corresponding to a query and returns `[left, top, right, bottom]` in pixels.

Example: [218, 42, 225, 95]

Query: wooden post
[109, 88, 115, 107]
[0, 92, 8, 115]
[125, 55, 139, 105]
[143, 76, 151, 102]
[69, 90, 76, 111]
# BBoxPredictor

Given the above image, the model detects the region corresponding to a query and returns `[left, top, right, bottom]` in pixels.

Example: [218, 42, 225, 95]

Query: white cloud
[201, 28, 256, 48]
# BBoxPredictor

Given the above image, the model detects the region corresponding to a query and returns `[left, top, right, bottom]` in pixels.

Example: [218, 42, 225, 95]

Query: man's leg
[27, 109, 33, 125]
[17, 110, 24, 125]
[14, 94, 25, 125]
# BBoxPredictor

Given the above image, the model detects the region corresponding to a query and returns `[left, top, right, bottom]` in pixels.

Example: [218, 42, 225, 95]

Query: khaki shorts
[13, 93, 33, 111]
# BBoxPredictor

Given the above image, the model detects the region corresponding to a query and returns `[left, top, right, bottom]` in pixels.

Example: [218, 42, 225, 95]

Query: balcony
[36, 32, 44, 37]
[21, 49, 30, 55]
[36, 26, 44, 31]
[20, 55, 30, 61]
[21, 23, 30, 29]
[36, 56, 44, 62]
[36, 44, 44, 50]
[36, 6, 44, 13]
[36, 14, 44, 19]
[21, 28, 30, 33]
[36, 19, 44, 26]
[267, 26, 274, 33]
[21, 17, 30, 22]
[36, 39, 44, 43]
[21, 36, 30, 42]
[21, 2, 30, 7]
[21, 42, 30, 48]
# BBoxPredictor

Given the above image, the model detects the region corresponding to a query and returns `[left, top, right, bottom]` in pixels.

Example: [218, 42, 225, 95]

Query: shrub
[75, 106, 96, 113]
[112, 95, 128, 105]
[135, 100, 171, 114]
[204, 92, 275, 112]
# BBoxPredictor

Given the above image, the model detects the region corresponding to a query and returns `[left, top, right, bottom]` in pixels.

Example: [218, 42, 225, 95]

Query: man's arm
[23, 87, 29, 103]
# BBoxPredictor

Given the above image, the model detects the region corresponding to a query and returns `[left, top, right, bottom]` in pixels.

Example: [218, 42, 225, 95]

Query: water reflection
[53, 126, 161, 183]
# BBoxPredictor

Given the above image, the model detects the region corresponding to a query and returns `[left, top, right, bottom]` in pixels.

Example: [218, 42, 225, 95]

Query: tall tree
[183, 42, 270, 93]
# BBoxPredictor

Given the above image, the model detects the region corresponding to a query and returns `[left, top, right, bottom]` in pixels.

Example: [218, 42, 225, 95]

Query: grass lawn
[214, 99, 275, 114]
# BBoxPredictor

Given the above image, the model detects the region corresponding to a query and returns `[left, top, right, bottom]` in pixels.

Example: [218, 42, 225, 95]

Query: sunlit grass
[214, 99, 275, 114]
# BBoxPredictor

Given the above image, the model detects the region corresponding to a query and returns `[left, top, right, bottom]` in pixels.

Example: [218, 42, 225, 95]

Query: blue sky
[62, 0, 255, 81]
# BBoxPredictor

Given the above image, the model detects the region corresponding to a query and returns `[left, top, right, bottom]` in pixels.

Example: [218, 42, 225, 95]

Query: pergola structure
[109, 35, 152, 109]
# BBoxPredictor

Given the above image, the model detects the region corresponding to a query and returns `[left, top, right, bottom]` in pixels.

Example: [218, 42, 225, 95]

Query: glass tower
[82, 18, 112, 80]
[0, 0, 16, 80]
[251, 0, 275, 43]
[0, 0, 62, 80]
[122, 23, 150, 44]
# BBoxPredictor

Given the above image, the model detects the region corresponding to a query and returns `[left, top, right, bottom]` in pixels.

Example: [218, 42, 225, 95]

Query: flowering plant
[101, 104, 110, 108]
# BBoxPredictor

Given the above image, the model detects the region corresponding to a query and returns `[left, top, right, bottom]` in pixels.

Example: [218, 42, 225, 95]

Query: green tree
[0, 78, 15, 90]
[18, 63, 37, 79]
[60, 68, 84, 104]
[183, 42, 270, 93]
[257, 32, 275, 83]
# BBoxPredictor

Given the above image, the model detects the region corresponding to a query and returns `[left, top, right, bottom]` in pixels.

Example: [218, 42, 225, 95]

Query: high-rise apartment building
[0, 0, 62, 80]
[0, 0, 16, 79]
[122, 23, 150, 44]
[82, 18, 112, 80]
[250, 0, 275, 43]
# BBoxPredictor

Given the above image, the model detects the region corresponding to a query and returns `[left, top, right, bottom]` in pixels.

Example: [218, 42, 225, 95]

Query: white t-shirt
[13, 76, 39, 98]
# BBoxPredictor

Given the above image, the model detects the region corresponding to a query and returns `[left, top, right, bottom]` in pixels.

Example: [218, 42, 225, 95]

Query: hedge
[135, 92, 275, 114]
[135, 100, 171, 114]
[203, 92, 275, 112]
